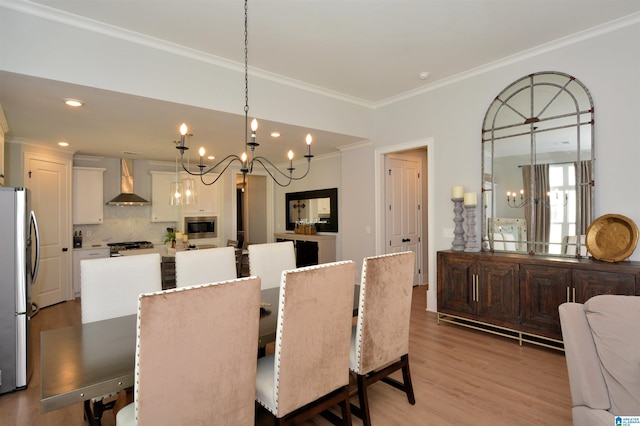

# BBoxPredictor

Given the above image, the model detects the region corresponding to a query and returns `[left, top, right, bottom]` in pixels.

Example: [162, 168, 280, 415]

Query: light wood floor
[0, 287, 573, 425]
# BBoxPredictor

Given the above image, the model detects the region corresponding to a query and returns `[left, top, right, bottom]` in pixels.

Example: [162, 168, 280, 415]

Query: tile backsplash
[73, 205, 176, 246]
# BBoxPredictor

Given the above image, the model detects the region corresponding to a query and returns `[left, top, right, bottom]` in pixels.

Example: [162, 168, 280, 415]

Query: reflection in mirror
[482, 72, 594, 257]
[285, 188, 338, 232]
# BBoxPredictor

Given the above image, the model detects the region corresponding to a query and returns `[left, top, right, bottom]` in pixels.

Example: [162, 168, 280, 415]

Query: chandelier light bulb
[180, 123, 188, 136]
[199, 147, 205, 157]
[251, 119, 258, 132]
[288, 150, 294, 160]
[241, 152, 248, 162]
[306, 134, 312, 145]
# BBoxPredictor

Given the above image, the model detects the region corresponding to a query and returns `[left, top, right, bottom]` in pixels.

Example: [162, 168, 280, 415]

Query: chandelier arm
[253, 155, 312, 181]
[250, 158, 294, 187]
[198, 159, 240, 186]
[180, 154, 242, 176]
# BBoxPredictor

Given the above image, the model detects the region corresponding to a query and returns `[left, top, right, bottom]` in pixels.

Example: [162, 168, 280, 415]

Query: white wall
[0, 5, 373, 141]
[341, 21, 640, 311]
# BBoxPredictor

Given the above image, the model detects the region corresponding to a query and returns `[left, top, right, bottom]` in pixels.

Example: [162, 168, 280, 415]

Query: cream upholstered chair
[116, 276, 262, 426]
[350, 251, 416, 426]
[175, 246, 237, 287]
[248, 241, 296, 289]
[255, 261, 356, 424]
[81, 253, 162, 324]
[80, 253, 162, 424]
[559, 295, 640, 425]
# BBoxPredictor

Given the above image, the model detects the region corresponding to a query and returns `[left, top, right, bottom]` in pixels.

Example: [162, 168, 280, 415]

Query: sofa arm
[559, 302, 610, 411]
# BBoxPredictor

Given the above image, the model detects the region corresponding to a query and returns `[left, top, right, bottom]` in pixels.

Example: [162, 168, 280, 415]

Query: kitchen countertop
[73, 245, 109, 251]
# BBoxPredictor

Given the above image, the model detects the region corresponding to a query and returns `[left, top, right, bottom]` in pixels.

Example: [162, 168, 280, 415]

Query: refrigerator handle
[30, 210, 41, 285]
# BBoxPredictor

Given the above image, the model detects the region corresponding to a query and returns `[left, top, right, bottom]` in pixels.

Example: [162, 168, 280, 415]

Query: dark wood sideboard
[437, 250, 640, 349]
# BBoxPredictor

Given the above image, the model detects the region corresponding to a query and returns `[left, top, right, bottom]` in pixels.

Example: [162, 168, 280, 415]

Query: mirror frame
[285, 188, 338, 232]
[481, 71, 595, 257]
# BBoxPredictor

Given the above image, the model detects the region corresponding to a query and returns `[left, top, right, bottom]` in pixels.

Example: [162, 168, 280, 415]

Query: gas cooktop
[107, 241, 154, 252]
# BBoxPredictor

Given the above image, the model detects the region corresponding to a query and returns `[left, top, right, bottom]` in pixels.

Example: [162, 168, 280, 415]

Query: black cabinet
[161, 256, 176, 290]
[274, 233, 336, 266]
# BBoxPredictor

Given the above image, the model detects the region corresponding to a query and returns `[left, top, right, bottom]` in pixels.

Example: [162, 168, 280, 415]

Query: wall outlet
[443, 228, 454, 238]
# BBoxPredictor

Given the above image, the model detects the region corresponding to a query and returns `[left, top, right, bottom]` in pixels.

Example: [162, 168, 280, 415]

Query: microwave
[184, 216, 217, 239]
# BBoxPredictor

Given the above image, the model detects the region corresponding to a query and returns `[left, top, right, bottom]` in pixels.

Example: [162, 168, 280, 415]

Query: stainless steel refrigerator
[0, 187, 40, 394]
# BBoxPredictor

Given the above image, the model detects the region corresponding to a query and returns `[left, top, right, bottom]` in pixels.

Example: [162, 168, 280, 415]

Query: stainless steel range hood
[107, 159, 150, 206]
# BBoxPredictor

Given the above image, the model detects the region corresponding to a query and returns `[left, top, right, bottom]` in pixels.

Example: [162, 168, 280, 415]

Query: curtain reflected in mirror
[482, 72, 595, 257]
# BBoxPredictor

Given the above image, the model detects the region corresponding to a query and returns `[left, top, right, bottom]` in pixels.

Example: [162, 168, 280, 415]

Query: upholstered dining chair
[81, 252, 162, 324]
[175, 246, 237, 287]
[116, 276, 262, 425]
[80, 253, 162, 424]
[255, 260, 356, 425]
[349, 251, 416, 426]
[248, 241, 296, 289]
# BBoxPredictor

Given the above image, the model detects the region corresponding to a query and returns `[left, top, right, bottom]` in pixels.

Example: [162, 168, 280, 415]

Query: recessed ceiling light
[64, 98, 84, 107]
[58, 141, 69, 147]
[207, 155, 215, 160]
[419, 72, 429, 80]
[270, 132, 280, 138]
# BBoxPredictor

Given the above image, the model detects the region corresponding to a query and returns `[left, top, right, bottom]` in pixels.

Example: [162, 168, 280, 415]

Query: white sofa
[559, 295, 640, 425]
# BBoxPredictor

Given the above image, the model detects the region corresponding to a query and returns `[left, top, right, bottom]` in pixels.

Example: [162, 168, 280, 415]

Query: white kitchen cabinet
[73, 167, 106, 224]
[151, 171, 179, 222]
[181, 172, 219, 214]
[72, 247, 110, 297]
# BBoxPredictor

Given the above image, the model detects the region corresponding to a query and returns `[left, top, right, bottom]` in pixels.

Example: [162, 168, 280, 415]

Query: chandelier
[506, 190, 568, 209]
[174, 0, 313, 187]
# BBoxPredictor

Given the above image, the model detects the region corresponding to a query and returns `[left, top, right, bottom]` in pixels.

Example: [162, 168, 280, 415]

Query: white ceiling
[1, 0, 640, 163]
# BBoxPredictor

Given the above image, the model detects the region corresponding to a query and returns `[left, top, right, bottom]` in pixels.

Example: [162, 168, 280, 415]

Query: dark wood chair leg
[356, 373, 372, 426]
[400, 354, 416, 404]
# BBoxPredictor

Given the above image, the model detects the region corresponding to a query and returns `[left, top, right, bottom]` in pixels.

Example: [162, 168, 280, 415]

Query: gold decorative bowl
[585, 214, 639, 262]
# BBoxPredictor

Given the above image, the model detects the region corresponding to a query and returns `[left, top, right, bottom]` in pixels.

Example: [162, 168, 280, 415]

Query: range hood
[107, 159, 150, 206]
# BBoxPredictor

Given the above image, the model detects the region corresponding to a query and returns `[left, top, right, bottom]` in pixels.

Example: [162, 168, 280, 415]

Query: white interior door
[385, 156, 422, 286]
[27, 155, 71, 307]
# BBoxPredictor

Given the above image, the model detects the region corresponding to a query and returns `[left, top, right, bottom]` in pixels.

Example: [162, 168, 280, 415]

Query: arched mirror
[481, 71, 595, 257]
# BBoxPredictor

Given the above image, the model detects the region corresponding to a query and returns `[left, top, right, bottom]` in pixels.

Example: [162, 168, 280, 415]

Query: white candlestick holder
[464, 203, 480, 252]
[451, 197, 465, 251]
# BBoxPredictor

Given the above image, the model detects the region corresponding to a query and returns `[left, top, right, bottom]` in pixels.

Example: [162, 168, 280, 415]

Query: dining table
[40, 285, 360, 422]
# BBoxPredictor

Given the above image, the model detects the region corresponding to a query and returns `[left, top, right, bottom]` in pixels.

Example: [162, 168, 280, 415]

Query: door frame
[375, 138, 435, 292]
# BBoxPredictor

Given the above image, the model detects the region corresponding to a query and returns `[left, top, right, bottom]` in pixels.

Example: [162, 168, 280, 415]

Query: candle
[464, 192, 477, 206]
[199, 147, 205, 167]
[452, 186, 464, 199]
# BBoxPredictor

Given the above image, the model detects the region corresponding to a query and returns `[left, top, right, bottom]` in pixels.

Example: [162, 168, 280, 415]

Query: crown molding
[0, 0, 376, 109]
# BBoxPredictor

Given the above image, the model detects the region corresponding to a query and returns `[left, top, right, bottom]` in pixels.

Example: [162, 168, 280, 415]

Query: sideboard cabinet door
[572, 269, 637, 302]
[438, 253, 475, 316]
[519, 265, 571, 340]
[475, 259, 519, 327]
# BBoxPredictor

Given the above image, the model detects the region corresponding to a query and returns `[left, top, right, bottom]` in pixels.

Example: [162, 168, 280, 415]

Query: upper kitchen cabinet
[73, 167, 106, 224]
[151, 171, 179, 222]
[181, 173, 219, 215]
